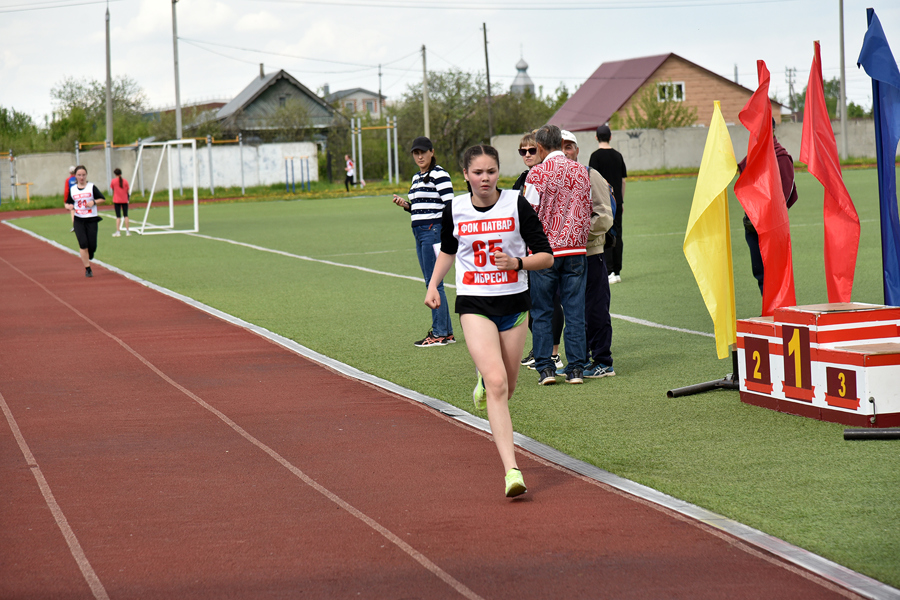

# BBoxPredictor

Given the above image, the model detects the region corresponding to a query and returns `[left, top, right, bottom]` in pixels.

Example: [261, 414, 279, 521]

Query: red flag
[734, 60, 796, 316]
[800, 41, 861, 303]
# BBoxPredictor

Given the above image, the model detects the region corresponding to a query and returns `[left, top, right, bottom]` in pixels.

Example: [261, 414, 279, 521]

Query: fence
[491, 120, 877, 177]
[1, 140, 319, 200]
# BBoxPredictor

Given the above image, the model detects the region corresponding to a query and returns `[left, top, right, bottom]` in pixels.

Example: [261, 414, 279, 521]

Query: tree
[791, 76, 871, 119]
[622, 80, 698, 130]
[50, 75, 150, 145]
[0, 106, 40, 153]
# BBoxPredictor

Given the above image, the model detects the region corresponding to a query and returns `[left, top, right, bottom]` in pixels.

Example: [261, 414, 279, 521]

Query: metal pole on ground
[9, 150, 15, 202]
[306, 157, 311, 192]
[285, 159, 289, 193]
[393, 116, 399, 183]
[138, 139, 145, 195]
[357, 118, 364, 185]
[239, 133, 245, 195]
[350, 119, 358, 187]
[291, 158, 296, 194]
[75, 140, 80, 168]
[386, 120, 392, 184]
[105, 141, 112, 190]
[207, 135, 214, 196]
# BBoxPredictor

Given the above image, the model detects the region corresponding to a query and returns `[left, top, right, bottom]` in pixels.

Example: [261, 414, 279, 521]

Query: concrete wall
[492, 120, 877, 177]
[2, 141, 319, 201]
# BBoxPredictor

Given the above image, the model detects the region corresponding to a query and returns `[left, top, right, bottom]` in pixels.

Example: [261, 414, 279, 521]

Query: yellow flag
[683, 101, 738, 359]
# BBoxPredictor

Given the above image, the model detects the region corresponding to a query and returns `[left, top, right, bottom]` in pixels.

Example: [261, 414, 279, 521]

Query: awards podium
[736, 303, 900, 427]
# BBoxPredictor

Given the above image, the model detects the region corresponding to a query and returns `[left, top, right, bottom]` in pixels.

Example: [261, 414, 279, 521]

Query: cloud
[235, 11, 285, 33]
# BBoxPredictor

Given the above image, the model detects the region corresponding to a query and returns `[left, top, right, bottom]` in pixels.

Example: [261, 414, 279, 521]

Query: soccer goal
[130, 139, 199, 235]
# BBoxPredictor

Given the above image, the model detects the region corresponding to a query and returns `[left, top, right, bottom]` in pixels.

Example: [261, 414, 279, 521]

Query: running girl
[111, 167, 131, 237]
[425, 145, 552, 498]
[66, 165, 105, 278]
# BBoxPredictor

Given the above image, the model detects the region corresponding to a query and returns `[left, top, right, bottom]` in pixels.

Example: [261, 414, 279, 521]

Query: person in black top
[425, 145, 552, 498]
[589, 125, 627, 284]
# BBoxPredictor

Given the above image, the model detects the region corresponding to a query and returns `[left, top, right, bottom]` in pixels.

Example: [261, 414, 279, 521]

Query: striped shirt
[407, 165, 453, 227]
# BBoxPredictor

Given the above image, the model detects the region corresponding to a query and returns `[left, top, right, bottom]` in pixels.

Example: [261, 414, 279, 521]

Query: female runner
[425, 145, 552, 497]
[66, 165, 105, 277]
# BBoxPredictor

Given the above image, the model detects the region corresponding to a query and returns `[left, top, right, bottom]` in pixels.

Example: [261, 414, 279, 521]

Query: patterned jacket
[523, 151, 593, 256]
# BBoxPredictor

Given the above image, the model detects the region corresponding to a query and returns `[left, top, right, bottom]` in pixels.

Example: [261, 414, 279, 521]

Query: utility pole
[483, 23, 493, 142]
[378, 63, 384, 123]
[838, 0, 849, 159]
[785, 66, 797, 120]
[422, 45, 430, 139]
[734, 64, 738, 85]
[171, 0, 183, 141]
[105, 4, 113, 185]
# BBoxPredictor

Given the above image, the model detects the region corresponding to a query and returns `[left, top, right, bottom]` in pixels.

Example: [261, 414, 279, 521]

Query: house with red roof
[549, 53, 785, 131]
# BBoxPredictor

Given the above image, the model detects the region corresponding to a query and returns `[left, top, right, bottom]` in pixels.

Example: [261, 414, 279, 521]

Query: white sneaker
[112, 231, 120, 237]
[614, 274, 622, 283]
[125, 231, 131, 236]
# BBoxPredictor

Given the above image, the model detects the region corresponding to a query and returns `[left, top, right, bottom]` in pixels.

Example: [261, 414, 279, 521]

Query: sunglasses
[518, 147, 538, 156]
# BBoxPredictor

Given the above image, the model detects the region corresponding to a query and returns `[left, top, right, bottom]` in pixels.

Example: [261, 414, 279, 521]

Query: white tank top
[452, 189, 528, 297]
[70, 183, 99, 218]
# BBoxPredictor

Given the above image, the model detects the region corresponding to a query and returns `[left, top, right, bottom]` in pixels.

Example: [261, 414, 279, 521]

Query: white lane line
[0, 388, 110, 600]
[188, 232, 714, 338]
[3, 255, 484, 600]
[188, 232, 455, 288]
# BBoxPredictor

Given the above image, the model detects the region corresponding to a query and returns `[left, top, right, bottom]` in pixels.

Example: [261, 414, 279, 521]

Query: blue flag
[858, 9, 900, 305]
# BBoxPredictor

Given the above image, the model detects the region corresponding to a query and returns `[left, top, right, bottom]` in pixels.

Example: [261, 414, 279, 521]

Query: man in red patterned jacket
[522, 125, 593, 385]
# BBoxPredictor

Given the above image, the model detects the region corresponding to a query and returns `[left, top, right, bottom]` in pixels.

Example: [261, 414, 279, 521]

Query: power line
[244, 0, 800, 10]
[0, 0, 125, 13]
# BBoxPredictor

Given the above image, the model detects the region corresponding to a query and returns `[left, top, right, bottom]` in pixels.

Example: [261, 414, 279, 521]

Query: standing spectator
[514, 131, 564, 371]
[561, 131, 616, 378]
[66, 165, 104, 278]
[589, 125, 627, 284]
[344, 154, 355, 192]
[739, 119, 798, 295]
[523, 125, 592, 385]
[425, 144, 552, 496]
[392, 136, 455, 347]
[110, 168, 131, 237]
[64, 165, 77, 231]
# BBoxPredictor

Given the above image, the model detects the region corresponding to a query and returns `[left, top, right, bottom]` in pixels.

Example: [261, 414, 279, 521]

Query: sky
[1, 0, 898, 126]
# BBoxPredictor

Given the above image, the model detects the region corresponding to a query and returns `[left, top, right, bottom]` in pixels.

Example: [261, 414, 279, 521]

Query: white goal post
[129, 139, 200, 235]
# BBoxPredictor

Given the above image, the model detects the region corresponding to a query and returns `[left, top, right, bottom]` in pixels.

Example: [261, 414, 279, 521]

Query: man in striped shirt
[392, 136, 456, 347]
[523, 125, 593, 384]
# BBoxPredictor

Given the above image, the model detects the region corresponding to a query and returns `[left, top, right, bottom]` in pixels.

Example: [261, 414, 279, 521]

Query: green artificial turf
[12, 169, 899, 587]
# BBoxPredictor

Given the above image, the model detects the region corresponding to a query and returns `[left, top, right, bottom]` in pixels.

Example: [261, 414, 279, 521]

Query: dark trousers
[744, 219, 765, 295]
[345, 174, 353, 192]
[606, 203, 624, 275]
[73, 218, 99, 260]
[586, 254, 613, 366]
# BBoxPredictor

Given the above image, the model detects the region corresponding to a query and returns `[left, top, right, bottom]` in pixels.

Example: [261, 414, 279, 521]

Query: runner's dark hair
[113, 167, 124, 188]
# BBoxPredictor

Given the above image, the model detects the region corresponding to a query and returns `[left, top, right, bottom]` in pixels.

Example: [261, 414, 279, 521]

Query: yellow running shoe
[505, 468, 527, 497]
[473, 370, 486, 410]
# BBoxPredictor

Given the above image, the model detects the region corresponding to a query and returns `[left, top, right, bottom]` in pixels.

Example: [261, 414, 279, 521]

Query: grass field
[10, 168, 899, 588]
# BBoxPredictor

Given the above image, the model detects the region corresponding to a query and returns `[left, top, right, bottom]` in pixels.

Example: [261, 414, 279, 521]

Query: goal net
[130, 139, 200, 235]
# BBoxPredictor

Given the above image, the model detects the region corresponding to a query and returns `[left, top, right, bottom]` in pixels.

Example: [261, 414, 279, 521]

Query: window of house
[365, 100, 375, 113]
[279, 96, 287, 107]
[345, 101, 355, 111]
[657, 82, 685, 102]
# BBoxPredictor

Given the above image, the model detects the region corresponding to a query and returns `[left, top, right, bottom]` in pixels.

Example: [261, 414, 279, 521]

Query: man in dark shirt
[738, 119, 798, 295]
[588, 125, 627, 284]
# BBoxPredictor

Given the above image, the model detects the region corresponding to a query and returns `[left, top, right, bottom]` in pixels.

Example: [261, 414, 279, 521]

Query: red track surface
[1, 223, 860, 599]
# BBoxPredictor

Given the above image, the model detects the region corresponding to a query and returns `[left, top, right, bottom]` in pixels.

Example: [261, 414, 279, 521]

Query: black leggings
[114, 203, 129, 218]
[73, 218, 99, 260]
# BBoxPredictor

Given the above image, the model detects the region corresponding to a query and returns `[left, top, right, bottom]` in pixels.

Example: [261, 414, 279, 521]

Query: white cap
[560, 130, 577, 145]
[69, 165, 76, 173]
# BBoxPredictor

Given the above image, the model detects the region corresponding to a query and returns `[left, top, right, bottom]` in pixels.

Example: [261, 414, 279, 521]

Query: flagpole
[838, 0, 848, 159]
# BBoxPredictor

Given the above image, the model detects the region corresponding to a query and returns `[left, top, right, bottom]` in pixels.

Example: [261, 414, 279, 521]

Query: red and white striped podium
[736, 303, 900, 427]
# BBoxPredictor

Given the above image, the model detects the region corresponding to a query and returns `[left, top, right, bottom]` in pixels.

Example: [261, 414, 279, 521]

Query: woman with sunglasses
[512, 132, 540, 191]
